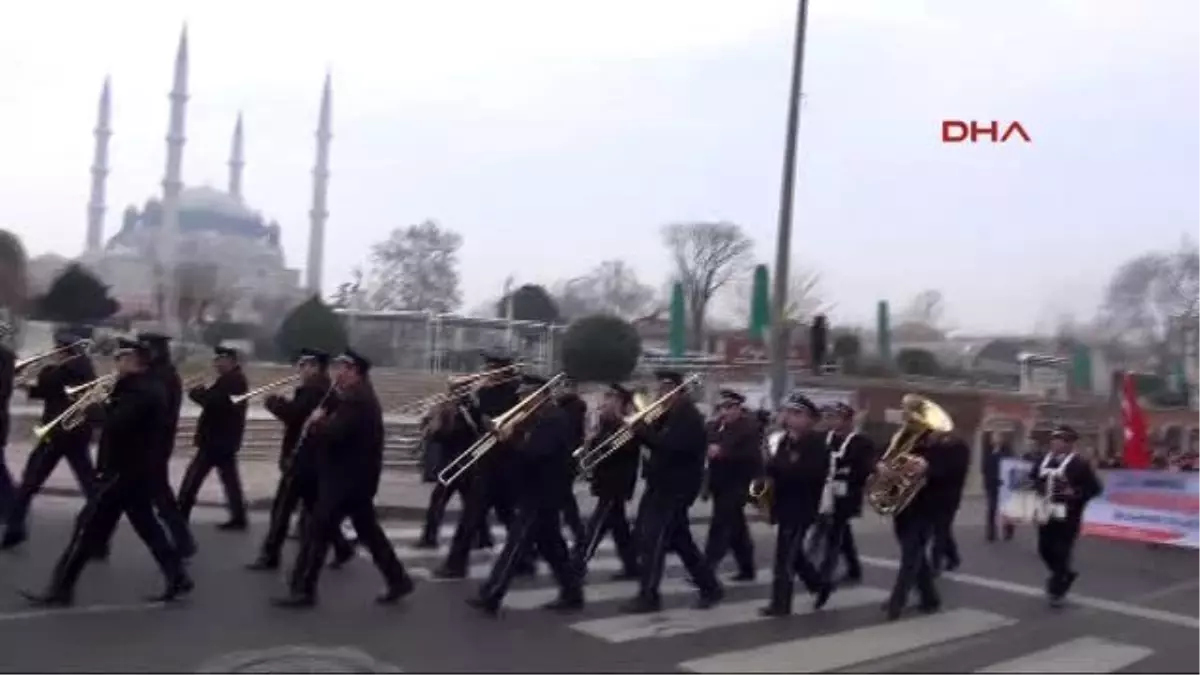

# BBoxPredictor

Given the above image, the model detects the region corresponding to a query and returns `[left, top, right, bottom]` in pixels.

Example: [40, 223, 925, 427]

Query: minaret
[305, 72, 332, 294]
[158, 25, 188, 336]
[228, 113, 244, 201]
[85, 77, 112, 255]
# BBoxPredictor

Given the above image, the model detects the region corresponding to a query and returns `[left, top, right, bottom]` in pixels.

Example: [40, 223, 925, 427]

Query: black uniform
[622, 378, 721, 614]
[762, 426, 830, 615]
[177, 361, 249, 527]
[815, 428, 873, 585]
[703, 407, 761, 580]
[279, 367, 413, 606]
[469, 395, 583, 614]
[252, 372, 354, 568]
[0, 339, 15, 515]
[982, 440, 1015, 541]
[556, 391, 588, 546]
[3, 348, 97, 544]
[418, 402, 484, 548]
[930, 435, 970, 572]
[1028, 436, 1102, 605]
[22, 362, 191, 606]
[574, 412, 641, 578]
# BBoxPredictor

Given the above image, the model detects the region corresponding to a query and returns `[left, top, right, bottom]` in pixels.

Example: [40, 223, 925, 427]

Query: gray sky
[0, 0, 1196, 334]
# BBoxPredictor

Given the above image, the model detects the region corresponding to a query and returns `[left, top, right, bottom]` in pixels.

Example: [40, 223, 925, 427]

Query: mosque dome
[108, 185, 280, 249]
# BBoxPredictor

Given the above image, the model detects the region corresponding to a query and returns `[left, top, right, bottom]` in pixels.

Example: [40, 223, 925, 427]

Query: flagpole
[768, 0, 812, 409]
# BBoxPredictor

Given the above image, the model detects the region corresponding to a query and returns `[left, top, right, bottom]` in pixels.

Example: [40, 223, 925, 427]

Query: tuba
[747, 430, 785, 513]
[865, 393, 954, 517]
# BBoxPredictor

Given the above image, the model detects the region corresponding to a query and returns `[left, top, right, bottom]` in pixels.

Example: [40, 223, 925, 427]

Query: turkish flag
[1120, 371, 1152, 470]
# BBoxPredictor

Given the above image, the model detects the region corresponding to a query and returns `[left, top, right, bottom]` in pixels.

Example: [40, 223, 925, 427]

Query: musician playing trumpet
[176, 346, 249, 530]
[1029, 424, 1102, 608]
[2, 330, 98, 550]
[703, 389, 761, 583]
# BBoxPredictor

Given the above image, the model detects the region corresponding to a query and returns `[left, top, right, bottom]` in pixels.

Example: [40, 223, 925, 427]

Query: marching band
[0, 318, 1105, 621]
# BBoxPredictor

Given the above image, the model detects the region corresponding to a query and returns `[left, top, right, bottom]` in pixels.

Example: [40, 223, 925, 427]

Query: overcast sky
[0, 0, 1196, 334]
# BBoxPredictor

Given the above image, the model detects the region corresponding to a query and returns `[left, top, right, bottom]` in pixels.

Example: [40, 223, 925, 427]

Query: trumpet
[33, 373, 115, 440]
[14, 340, 94, 388]
[574, 373, 702, 474]
[394, 364, 524, 417]
[65, 373, 117, 398]
[437, 372, 565, 487]
[230, 374, 303, 405]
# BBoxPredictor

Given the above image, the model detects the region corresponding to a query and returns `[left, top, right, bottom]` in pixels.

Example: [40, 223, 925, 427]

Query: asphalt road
[0, 495, 1195, 673]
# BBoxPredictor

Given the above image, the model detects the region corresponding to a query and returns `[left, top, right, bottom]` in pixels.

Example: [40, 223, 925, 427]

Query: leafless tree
[662, 221, 754, 349]
[902, 289, 945, 327]
[1097, 239, 1199, 367]
[553, 260, 656, 320]
[329, 266, 367, 309]
[723, 267, 829, 326]
[367, 220, 463, 313]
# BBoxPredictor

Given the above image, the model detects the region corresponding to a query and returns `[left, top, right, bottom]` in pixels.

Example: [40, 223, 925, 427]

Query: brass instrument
[230, 374, 303, 405]
[181, 373, 209, 390]
[14, 340, 94, 387]
[437, 372, 566, 487]
[573, 373, 702, 475]
[65, 373, 117, 398]
[865, 393, 954, 517]
[747, 430, 786, 513]
[395, 364, 524, 417]
[33, 373, 115, 440]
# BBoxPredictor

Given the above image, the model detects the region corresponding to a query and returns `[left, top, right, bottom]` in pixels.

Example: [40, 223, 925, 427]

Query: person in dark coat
[176, 346, 249, 530]
[982, 434, 1016, 542]
[20, 339, 192, 607]
[273, 349, 414, 608]
[248, 348, 354, 570]
[573, 383, 641, 579]
[554, 378, 588, 548]
[703, 389, 761, 582]
[0, 320, 18, 517]
[929, 432, 971, 573]
[417, 393, 495, 550]
[814, 402, 873, 588]
[1028, 424, 1103, 607]
[620, 370, 722, 615]
[2, 331, 97, 549]
[467, 374, 584, 616]
[759, 392, 830, 617]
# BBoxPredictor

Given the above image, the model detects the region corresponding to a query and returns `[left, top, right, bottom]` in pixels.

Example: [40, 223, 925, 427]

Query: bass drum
[1000, 490, 1046, 525]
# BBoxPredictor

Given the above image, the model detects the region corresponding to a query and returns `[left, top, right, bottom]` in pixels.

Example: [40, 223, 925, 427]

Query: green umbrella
[669, 281, 686, 358]
[749, 264, 770, 343]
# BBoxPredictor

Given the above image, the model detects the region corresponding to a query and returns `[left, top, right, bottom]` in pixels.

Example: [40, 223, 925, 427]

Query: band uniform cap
[653, 369, 684, 386]
[823, 401, 855, 417]
[297, 348, 330, 367]
[520, 373, 548, 388]
[606, 383, 633, 404]
[783, 392, 819, 416]
[334, 348, 372, 374]
[114, 337, 149, 359]
[717, 388, 746, 407]
[137, 332, 172, 345]
[1050, 424, 1079, 442]
[213, 346, 239, 361]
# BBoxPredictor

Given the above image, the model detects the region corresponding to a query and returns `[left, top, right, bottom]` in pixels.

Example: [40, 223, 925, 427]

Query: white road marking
[503, 567, 768, 610]
[975, 636, 1154, 673]
[0, 601, 168, 623]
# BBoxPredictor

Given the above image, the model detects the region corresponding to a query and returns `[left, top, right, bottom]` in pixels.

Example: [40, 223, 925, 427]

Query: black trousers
[419, 477, 469, 546]
[930, 510, 961, 570]
[704, 487, 755, 576]
[1037, 519, 1080, 597]
[636, 491, 719, 602]
[177, 450, 247, 524]
[574, 495, 638, 575]
[768, 517, 822, 612]
[0, 417, 17, 516]
[985, 488, 1014, 541]
[147, 459, 194, 555]
[562, 491, 586, 544]
[290, 491, 410, 597]
[817, 514, 862, 582]
[6, 436, 95, 533]
[887, 513, 939, 613]
[443, 472, 515, 572]
[480, 501, 581, 604]
[260, 463, 353, 563]
[46, 475, 184, 595]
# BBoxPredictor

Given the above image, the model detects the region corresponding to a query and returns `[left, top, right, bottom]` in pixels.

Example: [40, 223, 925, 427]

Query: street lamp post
[768, 0, 813, 409]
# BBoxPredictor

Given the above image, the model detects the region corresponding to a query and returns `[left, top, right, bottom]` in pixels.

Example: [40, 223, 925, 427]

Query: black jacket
[512, 405, 574, 506]
[0, 346, 13, 446]
[706, 414, 763, 492]
[634, 399, 707, 503]
[825, 430, 874, 518]
[939, 435, 972, 513]
[1027, 451, 1103, 524]
[149, 360, 184, 458]
[470, 381, 521, 484]
[556, 393, 588, 450]
[981, 443, 1013, 493]
[767, 429, 830, 523]
[899, 436, 969, 521]
[95, 371, 167, 480]
[26, 355, 97, 424]
[188, 367, 249, 456]
[315, 380, 386, 498]
[428, 403, 482, 473]
[586, 415, 640, 500]
[264, 374, 331, 469]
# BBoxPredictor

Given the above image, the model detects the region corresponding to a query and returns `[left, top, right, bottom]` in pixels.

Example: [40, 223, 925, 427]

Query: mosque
[31, 28, 332, 325]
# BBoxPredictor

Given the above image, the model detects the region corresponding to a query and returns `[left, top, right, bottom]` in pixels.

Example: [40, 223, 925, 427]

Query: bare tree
[553, 260, 656, 320]
[724, 267, 829, 326]
[1098, 239, 1199, 367]
[329, 267, 367, 309]
[366, 220, 463, 312]
[663, 221, 754, 348]
[902, 289, 945, 327]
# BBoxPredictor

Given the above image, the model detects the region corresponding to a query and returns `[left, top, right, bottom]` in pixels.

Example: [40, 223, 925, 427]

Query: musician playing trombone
[176, 346, 249, 530]
[2, 329, 98, 550]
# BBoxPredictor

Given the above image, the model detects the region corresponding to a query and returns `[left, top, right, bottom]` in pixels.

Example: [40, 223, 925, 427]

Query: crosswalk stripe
[392, 538, 615, 562]
[570, 585, 889, 644]
[679, 608, 1017, 674]
[503, 567, 769, 610]
[410, 555, 638, 582]
[974, 636, 1153, 673]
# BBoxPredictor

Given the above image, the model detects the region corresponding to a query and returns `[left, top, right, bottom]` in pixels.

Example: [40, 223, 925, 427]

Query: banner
[998, 458, 1199, 549]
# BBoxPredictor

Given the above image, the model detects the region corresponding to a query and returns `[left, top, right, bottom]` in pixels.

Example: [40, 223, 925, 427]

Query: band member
[274, 349, 414, 608]
[177, 346, 249, 530]
[417, 397, 489, 550]
[982, 434, 1015, 542]
[883, 428, 964, 621]
[20, 339, 193, 607]
[0, 320, 16, 516]
[815, 402, 873, 588]
[555, 378, 588, 548]
[760, 393, 830, 617]
[468, 374, 583, 616]
[2, 330, 97, 549]
[930, 432, 971, 573]
[248, 348, 354, 570]
[621, 370, 721, 615]
[1029, 424, 1102, 607]
[703, 389, 761, 582]
[573, 383, 641, 580]
[434, 352, 521, 579]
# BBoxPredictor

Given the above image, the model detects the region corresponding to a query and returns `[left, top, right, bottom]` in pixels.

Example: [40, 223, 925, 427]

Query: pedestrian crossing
[379, 522, 1163, 674]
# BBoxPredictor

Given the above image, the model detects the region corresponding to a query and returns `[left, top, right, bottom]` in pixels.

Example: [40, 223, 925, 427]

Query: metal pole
[768, 0, 812, 409]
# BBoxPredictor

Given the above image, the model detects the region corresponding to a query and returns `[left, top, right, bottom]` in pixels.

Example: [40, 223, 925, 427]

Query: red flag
[1120, 372, 1152, 470]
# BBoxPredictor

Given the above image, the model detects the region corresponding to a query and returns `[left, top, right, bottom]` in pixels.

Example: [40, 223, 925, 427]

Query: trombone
[14, 340, 94, 388]
[574, 373, 702, 475]
[65, 373, 117, 398]
[33, 373, 115, 440]
[181, 373, 209, 390]
[230, 374, 303, 405]
[393, 364, 524, 417]
[437, 372, 565, 487]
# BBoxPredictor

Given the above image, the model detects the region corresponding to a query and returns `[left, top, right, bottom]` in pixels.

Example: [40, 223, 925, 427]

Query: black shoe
[328, 547, 356, 570]
[413, 539, 438, 550]
[272, 592, 317, 609]
[1, 530, 27, 550]
[840, 571, 862, 585]
[943, 559, 961, 573]
[695, 587, 723, 610]
[474, 539, 494, 550]
[177, 542, 197, 560]
[217, 520, 248, 532]
[147, 574, 194, 603]
[245, 558, 279, 572]
[376, 577, 415, 605]
[432, 566, 467, 580]
[542, 595, 584, 613]
[619, 597, 661, 614]
[609, 570, 639, 582]
[729, 570, 756, 583]
[759, 605, 790, 617]
[917, 600, 942, 614]
[466, 595, 500, 617]
[20, 589, 73, 607]
[813, 583, 833, 610]
[91, 547, 111, 562]
[884, 602, 904, 621]
[514, 563, 537, 577]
